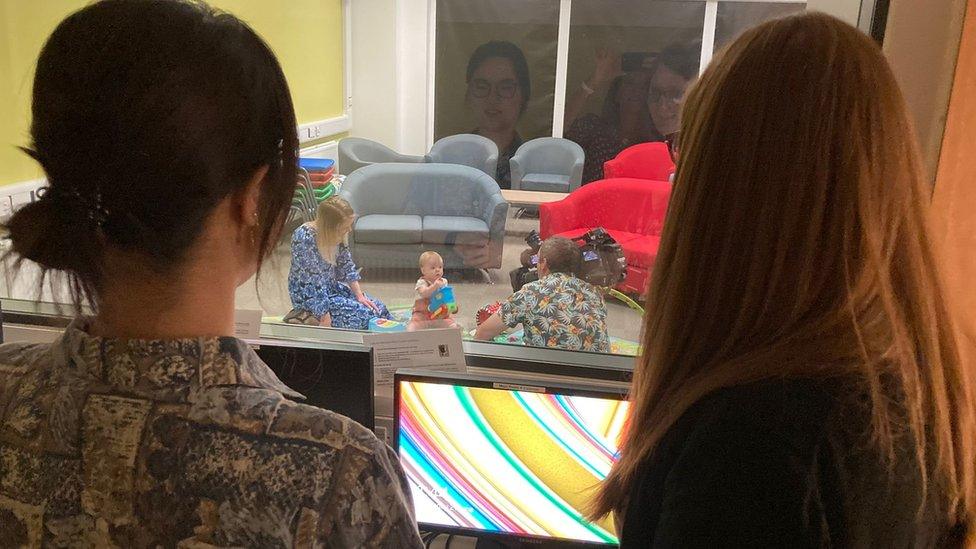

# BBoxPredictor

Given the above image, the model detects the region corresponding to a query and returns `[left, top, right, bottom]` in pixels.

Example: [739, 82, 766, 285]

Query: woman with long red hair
[592, 12, 975, 547]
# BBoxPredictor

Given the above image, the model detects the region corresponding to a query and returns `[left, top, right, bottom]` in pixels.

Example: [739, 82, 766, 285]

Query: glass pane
[564, 1, 705, 183]
[714, 2, 807, 52]
[434, 0, 560, 189]
[263, 0, 700, 359]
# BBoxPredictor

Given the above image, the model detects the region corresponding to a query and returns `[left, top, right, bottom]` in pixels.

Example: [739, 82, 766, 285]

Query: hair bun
[5, 196, 101, 274]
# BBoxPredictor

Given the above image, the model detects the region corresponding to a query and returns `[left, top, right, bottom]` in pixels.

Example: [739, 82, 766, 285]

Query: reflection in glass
[564, 1, 704, 183]
[714, 2, 806, 52]
[464, 41, 532, 188]
[435, 0, 559, 188]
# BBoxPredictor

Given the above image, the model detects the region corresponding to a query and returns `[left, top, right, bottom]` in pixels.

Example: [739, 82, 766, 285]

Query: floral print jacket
[499, 272, 610, 352]
[0, 318, 423, 548]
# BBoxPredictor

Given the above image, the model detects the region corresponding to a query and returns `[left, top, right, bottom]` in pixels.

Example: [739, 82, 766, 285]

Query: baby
[407, 251, 459, 331]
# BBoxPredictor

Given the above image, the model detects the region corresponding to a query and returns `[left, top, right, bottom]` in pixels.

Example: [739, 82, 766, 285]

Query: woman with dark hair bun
[0, 1, 422, 546]
[465, 40, 531, 188]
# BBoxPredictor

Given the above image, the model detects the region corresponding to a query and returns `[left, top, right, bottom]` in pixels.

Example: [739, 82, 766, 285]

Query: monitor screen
[255, 342, 374, 431]
[396, 373, 628, 546]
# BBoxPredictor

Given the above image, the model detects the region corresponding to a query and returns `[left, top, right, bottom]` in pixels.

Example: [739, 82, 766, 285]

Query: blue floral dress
[288, 224, 391, 329]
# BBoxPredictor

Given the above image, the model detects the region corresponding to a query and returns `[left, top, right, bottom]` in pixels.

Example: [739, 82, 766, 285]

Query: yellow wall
[0, 0, 344, 186]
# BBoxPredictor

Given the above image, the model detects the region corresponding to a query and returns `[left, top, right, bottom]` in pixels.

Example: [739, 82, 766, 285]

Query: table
[500, 189, 568, 206]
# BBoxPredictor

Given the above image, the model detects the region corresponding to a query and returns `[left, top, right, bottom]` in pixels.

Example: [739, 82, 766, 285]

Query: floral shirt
[499, 272, 610, 352]
[0, 318, 423, 548]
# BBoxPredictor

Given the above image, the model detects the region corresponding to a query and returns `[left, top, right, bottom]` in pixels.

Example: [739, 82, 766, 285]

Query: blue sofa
[339, 163, 509, 270]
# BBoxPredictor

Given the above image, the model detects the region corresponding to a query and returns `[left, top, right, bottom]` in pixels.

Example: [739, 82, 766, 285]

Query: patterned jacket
[0, 318, 423, 548]
[500, 272, 611, 352]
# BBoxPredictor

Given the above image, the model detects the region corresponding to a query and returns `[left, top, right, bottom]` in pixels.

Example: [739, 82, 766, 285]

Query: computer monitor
[395, 370, 629, 547]
[254, 340, 374, 431]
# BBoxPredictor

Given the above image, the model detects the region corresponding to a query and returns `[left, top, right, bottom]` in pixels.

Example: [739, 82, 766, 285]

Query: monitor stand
[475, 538, 598, 548]
[426, 534, 598, 548]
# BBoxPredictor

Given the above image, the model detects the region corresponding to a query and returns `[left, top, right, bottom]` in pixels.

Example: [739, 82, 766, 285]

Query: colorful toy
[368, 317, 407, 332]
[428, 286, 458, 319]
[476, 301, 502, 326]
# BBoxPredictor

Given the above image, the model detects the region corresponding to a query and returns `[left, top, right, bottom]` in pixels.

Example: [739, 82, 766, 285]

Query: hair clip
[43, 184, 110, 229]
[88, 191, 110, 228]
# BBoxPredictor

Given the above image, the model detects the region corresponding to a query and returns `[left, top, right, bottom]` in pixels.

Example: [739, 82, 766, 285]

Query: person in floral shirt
[0, 1, 423, 546]
[475, 237, 610, 352]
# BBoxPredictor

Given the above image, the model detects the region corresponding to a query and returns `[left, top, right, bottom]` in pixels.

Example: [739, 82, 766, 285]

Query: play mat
[265, 300, 640, 356]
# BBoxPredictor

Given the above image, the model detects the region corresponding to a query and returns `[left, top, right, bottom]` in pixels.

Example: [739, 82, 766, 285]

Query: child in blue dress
[288, 197, 391, 329]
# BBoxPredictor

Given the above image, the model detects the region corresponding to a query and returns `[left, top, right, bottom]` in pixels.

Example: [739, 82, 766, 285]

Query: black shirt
[471, 130, 522, 190]
[620, 379, 959, 548]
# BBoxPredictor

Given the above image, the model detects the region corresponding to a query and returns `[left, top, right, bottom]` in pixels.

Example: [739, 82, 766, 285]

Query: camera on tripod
[510, 230, 543, 292]
[508, 228, 628, 292]
[576, 227, 628, 288]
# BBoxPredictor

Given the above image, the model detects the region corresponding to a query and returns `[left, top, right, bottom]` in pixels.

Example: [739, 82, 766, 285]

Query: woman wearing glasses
[565, 43, 698, 183]
[465, 40, 531, 189]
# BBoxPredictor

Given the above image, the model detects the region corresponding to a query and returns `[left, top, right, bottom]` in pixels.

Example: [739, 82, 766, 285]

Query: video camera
[510, 230, 543, 291]
[577, 227, 628, 288]
[509, 228, 628, 292]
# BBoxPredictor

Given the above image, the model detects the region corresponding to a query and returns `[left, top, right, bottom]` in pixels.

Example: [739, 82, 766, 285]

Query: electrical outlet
[10, 192, 31, 213]
[0, 196, 12, 222]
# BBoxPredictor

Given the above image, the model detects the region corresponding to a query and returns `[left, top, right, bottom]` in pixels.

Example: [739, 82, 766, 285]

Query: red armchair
[540, 178, 672, 297]
[602, 142, 675, 182]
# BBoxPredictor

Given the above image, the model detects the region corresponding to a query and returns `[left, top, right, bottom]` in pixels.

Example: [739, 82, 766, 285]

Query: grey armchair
[337, 137, 426, 175]
[427, 134, 499, 179]
[509, 137, 585, 193]
[339, 163, 509, 270]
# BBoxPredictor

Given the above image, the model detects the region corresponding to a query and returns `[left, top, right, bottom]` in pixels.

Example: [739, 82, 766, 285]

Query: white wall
[350, 0, 399, 149]
[350, 0, 432, 155]
[395, 0, 433, 155]
[807, 0, 863, 25]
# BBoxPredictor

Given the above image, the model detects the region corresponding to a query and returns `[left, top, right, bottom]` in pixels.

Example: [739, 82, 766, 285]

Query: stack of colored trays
[297, 157, 337, 205]
[299, 158, 336, 188]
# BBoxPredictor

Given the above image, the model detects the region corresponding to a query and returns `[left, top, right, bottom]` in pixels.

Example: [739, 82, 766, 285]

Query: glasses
[648, 87, 684, 105]
[665, 131, 681, 162]
[468, 79, 519, 99]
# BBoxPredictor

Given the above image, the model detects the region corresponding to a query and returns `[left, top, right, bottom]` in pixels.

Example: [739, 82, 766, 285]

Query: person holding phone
[564, 43, 698, 183]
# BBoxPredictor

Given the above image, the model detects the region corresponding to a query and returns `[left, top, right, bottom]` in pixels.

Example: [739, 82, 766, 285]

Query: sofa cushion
[422, 216, 490, 244]
[521, 173, 572, 192]
[620, 264, 650, 296]
[618, 233, 661, 269]
[355, 214, 422, 244]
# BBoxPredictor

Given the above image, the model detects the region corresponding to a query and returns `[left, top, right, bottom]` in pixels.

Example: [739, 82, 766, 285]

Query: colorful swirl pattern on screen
[398, 380, 629, 544]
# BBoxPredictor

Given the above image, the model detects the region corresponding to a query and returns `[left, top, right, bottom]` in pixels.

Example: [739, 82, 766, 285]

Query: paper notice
[363, 328, 467, 389]
[233, 309, 263, 339]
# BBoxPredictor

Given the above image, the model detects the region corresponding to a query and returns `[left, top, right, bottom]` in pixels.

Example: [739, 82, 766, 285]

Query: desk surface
[500, 189, 568, 205]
